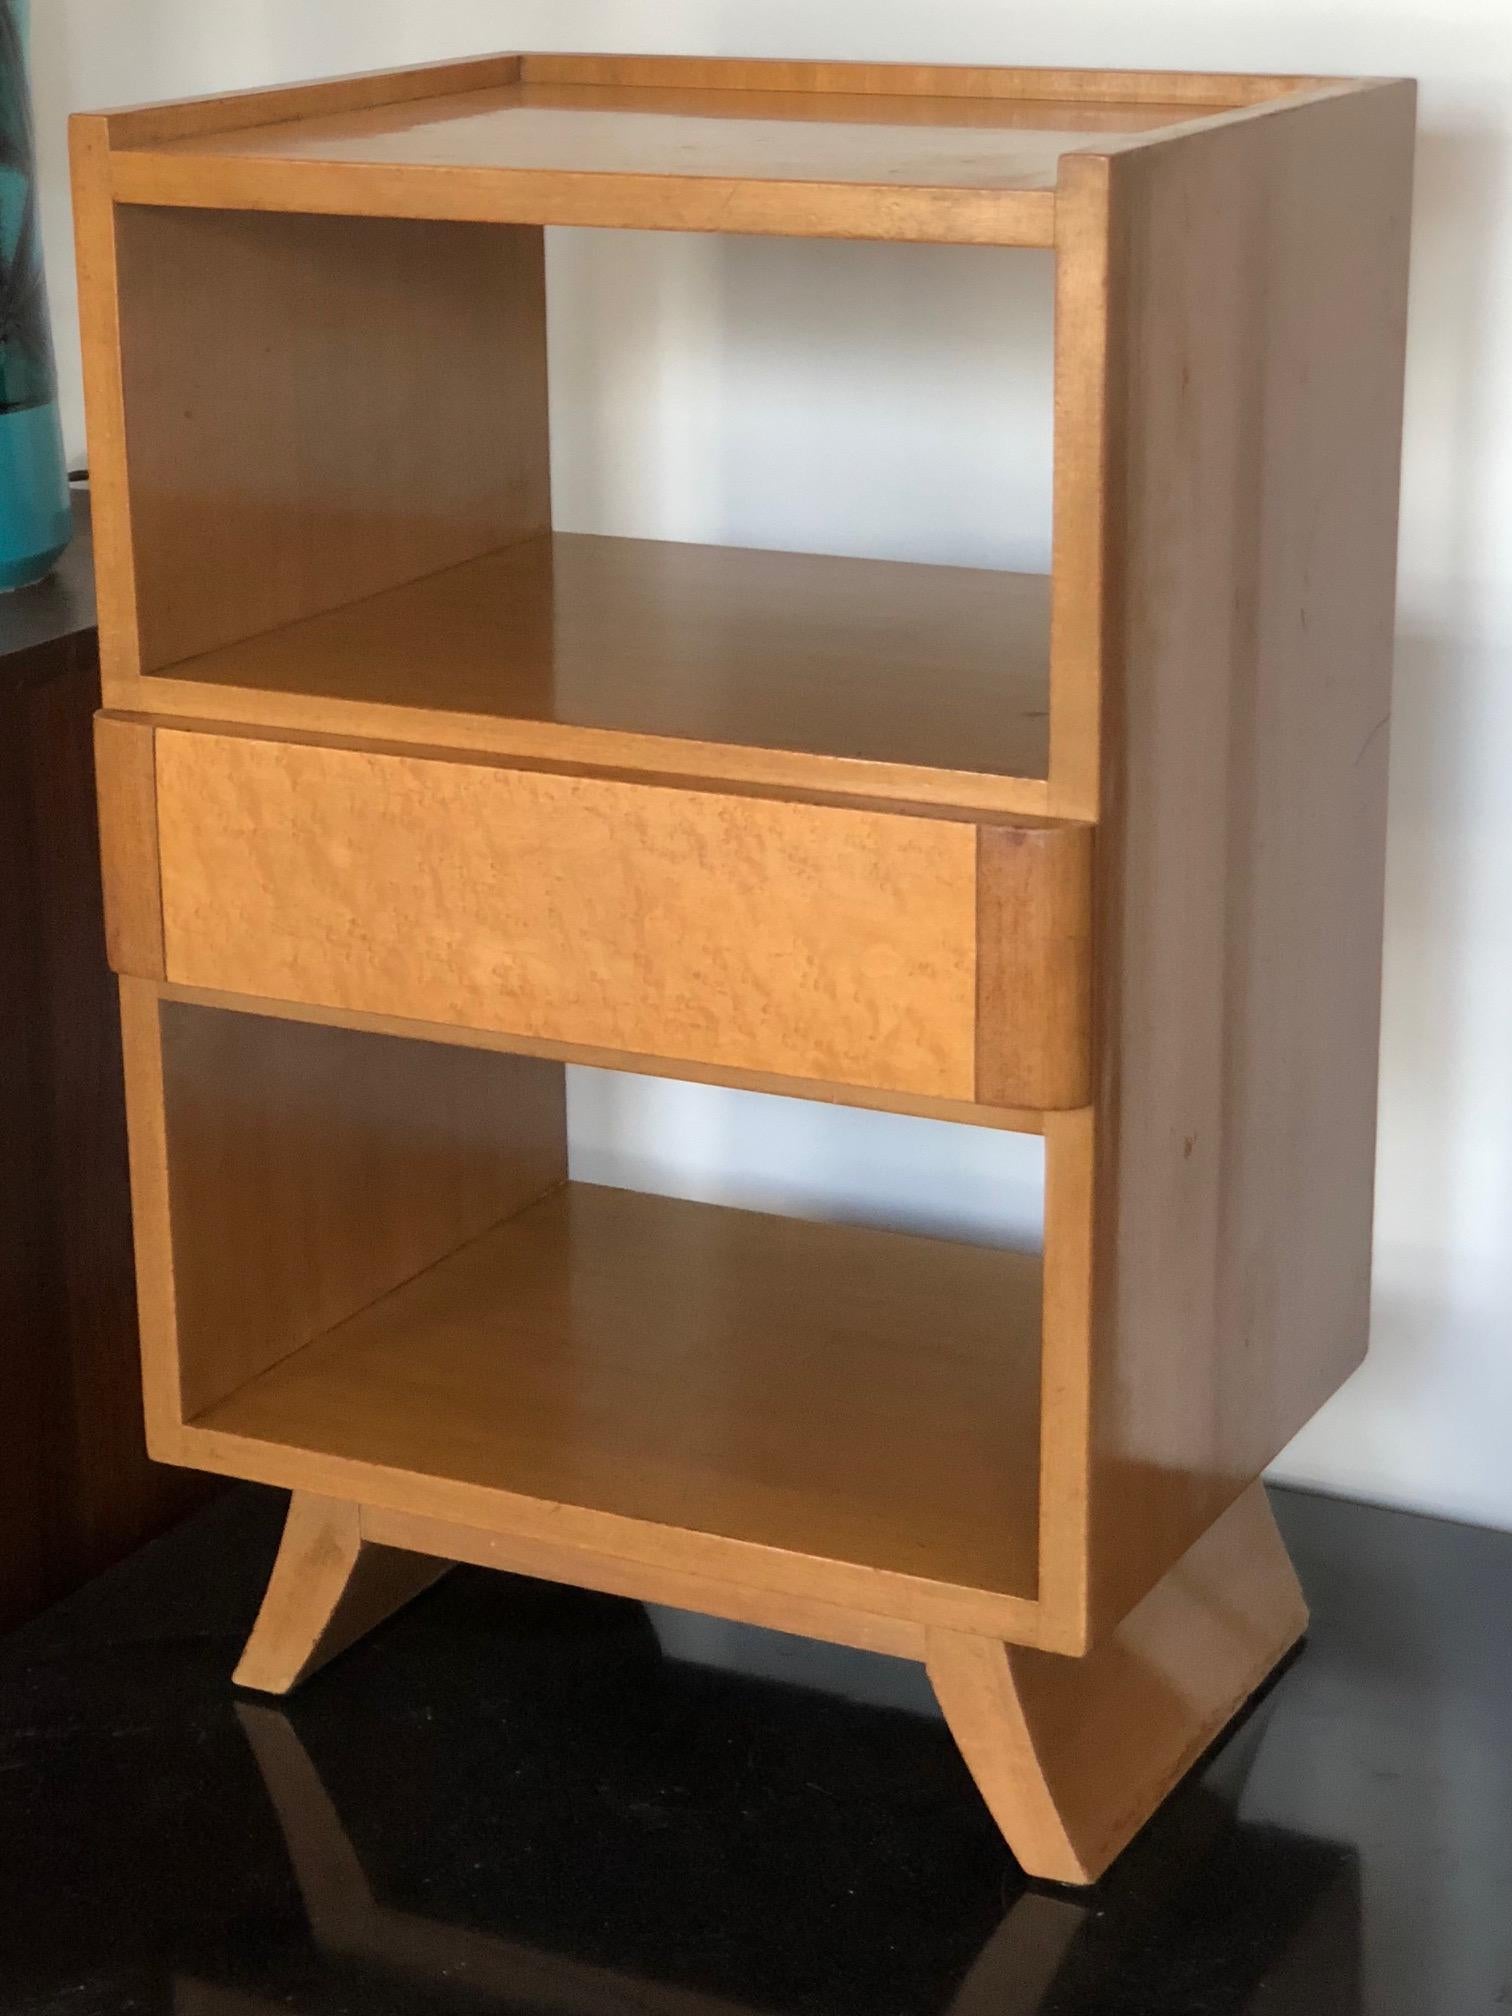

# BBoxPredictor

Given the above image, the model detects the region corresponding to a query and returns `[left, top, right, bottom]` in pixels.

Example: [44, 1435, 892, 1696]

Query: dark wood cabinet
[0, 497, 204, 1631]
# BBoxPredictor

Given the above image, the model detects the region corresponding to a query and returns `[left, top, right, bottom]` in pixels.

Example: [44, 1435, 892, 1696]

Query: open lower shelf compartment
[136, 997, 1048, 1642]
[186, 1181, 1044, 1614]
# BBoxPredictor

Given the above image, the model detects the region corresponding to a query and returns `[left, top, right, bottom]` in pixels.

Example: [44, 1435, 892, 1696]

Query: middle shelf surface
[143, 532, 1052, 811]
[188, 1181, 1044, 1606]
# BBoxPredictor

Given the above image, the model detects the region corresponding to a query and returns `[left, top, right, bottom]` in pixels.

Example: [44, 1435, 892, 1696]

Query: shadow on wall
[547, 227, 1054, 567]
[567, 1070, 1048, 1251]
[704, 232, 1054, 568]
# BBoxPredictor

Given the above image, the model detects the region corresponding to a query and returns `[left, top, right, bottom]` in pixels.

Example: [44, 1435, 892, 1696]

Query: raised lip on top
[79, 53, 1358, 251]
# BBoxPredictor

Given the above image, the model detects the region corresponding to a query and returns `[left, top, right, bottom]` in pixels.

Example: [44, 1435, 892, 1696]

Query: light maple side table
[74, 54, 1414, 1884]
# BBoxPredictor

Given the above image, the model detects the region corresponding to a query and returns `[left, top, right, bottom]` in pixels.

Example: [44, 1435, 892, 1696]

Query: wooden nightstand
[74, 53, 1413, 1883]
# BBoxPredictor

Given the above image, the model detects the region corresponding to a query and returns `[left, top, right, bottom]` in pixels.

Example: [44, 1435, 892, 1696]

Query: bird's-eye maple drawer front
[104, 723, 1092, 1111]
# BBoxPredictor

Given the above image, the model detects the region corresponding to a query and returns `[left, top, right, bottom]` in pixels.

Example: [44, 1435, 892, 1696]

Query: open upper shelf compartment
[150, 1001, 1047, 1634]
[189, 1179, 1045, 1616]
[74, 54, 1356, 816]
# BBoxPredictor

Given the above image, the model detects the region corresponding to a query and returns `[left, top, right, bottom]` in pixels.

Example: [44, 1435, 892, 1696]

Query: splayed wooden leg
[927, 1483, 1307, 1884]
[233, 1492, 450, 1695]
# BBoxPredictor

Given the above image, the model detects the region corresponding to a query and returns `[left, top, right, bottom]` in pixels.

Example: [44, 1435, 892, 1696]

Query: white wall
[34, 2, 1512, 1531]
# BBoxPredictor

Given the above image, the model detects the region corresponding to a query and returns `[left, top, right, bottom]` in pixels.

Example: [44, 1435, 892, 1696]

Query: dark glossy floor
[1, 1484, 1509, 2015]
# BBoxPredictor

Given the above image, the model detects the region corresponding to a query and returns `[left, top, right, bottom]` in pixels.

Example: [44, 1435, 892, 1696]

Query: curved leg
[234, 1492, 450, 1694]
[927, 1483, 1307, 1884]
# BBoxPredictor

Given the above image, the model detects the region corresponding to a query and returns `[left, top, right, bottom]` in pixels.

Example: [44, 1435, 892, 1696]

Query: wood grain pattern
[976, 822, 1092, 1109]
[184, 1181, 1046, 1638]
[69, 118, 141, 684]
[99, 56, 1331, 245]
[153, 728, 1087, 1108]
[515, 57, 1322, 106]
[1035, 1107, 1096, 1646]
[132, 535, 1052, 812]
[138, 996, 565, 1422]
[232, 1492, 449, 1695]
[131, 76, 1185, 162]
[111, 205, 548, 673]
[94, 52, 526, 147]
[1046, 154, 1113, 823]
[359, 1503, 925, 1660]
[116, 980, 182, 1446]
[92, 712, 162, 979]
[1070, 81, 1415, 1638]
[109, 110, 1057, 246]
[926, 1482, 1306, 1881]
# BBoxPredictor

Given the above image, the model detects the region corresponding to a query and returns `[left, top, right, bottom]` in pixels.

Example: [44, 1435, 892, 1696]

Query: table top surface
[139, 80, 1199, 194]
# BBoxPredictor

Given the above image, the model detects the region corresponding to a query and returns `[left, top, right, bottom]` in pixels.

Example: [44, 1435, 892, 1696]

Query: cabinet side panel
[156, 1003, 566, 1422]
[70, 118, 142, 689]
[112, 208, 549, 672]
[1088, 83, 1414, 1634]
[117, 980, 185, 1448]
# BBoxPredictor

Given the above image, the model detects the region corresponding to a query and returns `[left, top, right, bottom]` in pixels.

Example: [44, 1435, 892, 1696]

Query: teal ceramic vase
[0, 0, 69, 590]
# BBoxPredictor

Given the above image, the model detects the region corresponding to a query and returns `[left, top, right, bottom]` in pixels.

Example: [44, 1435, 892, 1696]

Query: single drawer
[101, 721, 1091, 1111]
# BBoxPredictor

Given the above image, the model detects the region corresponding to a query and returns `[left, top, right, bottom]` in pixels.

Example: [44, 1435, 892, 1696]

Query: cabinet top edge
[73, 53, 1393, 155]
[70, 62, 1404, 244]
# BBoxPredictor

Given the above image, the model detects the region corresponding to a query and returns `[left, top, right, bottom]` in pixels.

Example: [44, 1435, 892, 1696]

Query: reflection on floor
[165, 1695, 1353, 2016]
[1, 1485, 1507, 2014]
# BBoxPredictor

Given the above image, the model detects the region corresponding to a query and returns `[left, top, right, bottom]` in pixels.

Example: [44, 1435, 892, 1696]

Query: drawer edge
[94, 712, 165, 979]
[976, 822, 1093, 1109]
